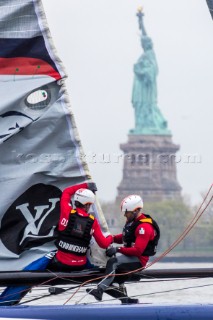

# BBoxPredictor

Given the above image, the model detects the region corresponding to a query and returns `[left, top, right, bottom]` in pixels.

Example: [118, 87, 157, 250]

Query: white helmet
[74, 188, 95, 205]
[121, 195, 143, 213]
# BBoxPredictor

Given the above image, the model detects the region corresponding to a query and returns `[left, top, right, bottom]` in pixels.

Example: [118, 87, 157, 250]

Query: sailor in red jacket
[49, 182, 113, 271]
[87, 194, 160, 302]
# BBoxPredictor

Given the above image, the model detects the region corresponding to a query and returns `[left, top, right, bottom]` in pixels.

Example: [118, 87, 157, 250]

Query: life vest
[56, 209, 95, 256]
[122, 214, 160, 256]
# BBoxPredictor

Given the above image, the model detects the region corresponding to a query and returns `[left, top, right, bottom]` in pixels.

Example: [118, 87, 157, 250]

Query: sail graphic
[0, 0, 107, 271]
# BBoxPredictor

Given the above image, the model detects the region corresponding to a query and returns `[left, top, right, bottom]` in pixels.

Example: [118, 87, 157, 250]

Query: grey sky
[42, 0, 213, 205]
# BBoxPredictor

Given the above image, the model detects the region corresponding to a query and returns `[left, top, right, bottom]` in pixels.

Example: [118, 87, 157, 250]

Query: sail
[0, 0, 108, 271]
[206, 0, 213, 19]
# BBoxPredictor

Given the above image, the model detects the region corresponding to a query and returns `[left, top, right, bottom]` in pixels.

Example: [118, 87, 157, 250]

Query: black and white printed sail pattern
[0, 0, 107, 271]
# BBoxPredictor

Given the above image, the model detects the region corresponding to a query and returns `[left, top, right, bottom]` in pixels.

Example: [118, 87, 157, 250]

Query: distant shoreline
[158, 256, 213, 263]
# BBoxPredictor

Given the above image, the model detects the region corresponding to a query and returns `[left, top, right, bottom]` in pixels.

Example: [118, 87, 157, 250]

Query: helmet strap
[132, 210, 137, 219]
[127, 210, 137, 222]
[132, 208, 141, 219]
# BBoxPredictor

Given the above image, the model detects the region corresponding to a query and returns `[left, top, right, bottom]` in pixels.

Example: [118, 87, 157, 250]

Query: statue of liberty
[130, 8, 170, 135]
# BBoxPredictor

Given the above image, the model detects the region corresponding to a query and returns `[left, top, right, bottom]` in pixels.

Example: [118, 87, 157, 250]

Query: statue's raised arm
[136, 6, 147, 36]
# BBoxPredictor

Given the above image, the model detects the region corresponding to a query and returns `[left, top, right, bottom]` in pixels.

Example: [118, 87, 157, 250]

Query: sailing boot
[105, 285, 126, 302]
[118, 284, 139, 304]
[119, 284, 127, 296]
[86, 287, 103, 301]
[120, 297, 139, 304]
[49, 287, 66, 295]
[105, 284, 139, 304]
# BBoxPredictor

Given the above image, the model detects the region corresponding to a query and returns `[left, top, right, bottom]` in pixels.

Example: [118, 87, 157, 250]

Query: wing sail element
[0, 0, 108, 271]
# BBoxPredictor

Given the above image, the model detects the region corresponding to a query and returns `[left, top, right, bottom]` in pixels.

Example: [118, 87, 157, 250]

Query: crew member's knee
[106, 257, 118, 272]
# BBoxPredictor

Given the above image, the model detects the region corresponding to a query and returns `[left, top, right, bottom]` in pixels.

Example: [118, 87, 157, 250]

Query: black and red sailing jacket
[122, 214, 160, 256]
[56, 209, 94, 256]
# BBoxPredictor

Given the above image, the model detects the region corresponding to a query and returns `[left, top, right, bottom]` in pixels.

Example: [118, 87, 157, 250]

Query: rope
[18, 275, 213, 306]
[3, 185, 211, 306]
[74, 271, 115, 304]
[147, 183, 213, 268]
[125, 282, 213, 300]
[64, 184, 213, 304]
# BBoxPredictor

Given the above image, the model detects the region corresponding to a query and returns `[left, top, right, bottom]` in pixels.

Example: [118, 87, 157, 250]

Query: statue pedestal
[116, 134, 182, 203]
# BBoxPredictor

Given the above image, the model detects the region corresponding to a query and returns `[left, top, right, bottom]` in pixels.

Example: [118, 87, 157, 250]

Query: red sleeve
[58, 183, 88, 231]
[113, 234, 123, 244]
[118, 223, 155, 257]
[92, 219, 113, 248]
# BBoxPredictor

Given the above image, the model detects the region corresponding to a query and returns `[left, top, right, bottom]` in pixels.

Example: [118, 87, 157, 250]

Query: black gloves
[106, 246, 118, 257]
[87, 182, 97, 194]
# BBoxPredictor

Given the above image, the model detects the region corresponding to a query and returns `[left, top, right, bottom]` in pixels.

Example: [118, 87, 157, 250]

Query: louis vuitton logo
[16, 198, 60, 245]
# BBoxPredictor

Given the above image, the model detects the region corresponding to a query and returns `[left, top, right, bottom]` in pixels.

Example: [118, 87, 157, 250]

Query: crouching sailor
[48, 182, 113, 271]
[87, 195, 160, 304]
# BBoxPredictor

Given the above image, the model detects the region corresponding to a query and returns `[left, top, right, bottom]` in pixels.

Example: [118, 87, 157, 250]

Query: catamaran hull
[0, 304, 213, 320]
